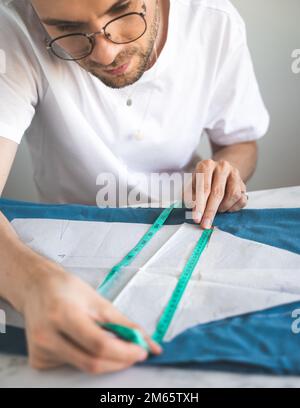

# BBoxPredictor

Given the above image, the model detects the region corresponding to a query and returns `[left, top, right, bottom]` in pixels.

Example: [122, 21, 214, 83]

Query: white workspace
[0, 0, 300, 389]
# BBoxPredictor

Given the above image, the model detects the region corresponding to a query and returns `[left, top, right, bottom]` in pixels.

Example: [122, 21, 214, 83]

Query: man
[0, 0, 269, 373]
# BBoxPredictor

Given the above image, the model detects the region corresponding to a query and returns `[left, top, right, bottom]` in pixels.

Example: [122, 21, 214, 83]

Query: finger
[81, 358, 133, 375]
[227, 193, 248, 213]
[200, 162, 230, 229]
[27, 328, 65, 370]
[192, 160, 216, 223]
[59, 307, 109, 356]
[60, 309, 149, 363]
[29, 349, 64, 371]
[28, 331, 92, 372]
[105, 307, 163, 355]
[88, 294, 162, 355]
[90, 285, 163, 355]
[240, 180, 247, 194]
[218, 172, 243, 213]
[50, 333, 136, 374]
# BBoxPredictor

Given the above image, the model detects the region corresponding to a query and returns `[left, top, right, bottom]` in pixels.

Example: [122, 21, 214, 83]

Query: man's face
[31, 0, 160, 88]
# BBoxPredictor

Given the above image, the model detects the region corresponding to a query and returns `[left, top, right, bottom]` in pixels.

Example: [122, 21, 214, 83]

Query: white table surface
[0, 185, 300, 388]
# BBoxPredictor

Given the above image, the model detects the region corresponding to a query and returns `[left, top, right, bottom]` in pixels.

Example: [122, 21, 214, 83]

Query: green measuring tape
[97, 201, 181, 295]
[96, 202, 213, 348]
[98, 322, 150, 352]
[152, 227, 213, 343]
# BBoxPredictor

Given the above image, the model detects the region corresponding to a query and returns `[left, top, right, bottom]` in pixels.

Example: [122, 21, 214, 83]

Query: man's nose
[89, 33, 122, 66]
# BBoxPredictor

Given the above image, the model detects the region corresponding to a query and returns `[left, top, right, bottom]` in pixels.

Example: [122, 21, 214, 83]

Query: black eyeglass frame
[45, 4, 147, 61]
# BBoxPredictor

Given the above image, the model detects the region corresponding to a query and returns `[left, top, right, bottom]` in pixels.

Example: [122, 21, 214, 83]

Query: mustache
[86, 46, 141, 70]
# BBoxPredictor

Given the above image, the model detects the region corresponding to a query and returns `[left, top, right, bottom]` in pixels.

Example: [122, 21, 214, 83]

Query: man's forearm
[0, 211, 41, 313]
[212, 141, 258, 183]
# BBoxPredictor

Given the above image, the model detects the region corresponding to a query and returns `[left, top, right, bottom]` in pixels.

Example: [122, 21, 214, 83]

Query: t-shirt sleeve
[204, 9, 270, 146]
[0, 5, 46, 144]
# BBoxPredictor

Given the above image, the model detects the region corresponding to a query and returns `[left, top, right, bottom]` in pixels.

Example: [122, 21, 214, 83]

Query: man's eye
[56, 25, 80, 33]
[54, 1, 132, 33]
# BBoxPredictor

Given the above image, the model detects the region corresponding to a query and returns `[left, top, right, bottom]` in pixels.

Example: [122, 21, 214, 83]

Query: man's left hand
[190, 159, 248, 229]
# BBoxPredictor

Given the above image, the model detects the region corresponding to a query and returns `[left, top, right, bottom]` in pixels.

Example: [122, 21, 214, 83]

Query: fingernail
[155, 343, 163, 352]
[202, 218, 211, 229]
[138, 351, 148, 361]
[194, 211, 202, 223]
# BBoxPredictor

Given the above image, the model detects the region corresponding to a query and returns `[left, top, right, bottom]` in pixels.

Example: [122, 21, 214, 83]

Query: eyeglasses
[46, 2, 147, 61]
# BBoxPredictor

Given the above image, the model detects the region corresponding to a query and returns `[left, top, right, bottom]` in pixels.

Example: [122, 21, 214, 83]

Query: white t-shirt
[0, 0, 269, 205]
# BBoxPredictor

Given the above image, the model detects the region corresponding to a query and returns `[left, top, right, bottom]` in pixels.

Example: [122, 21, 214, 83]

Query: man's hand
[191, 159, 248, 229]
[21, 256, 162, 374]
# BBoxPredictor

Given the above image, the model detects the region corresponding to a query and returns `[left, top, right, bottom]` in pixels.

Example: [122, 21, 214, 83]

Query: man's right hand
[0, 136, 162, 374]
[20, 256, 162, 374]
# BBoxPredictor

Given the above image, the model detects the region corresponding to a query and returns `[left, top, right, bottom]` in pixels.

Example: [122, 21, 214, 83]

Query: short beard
[79, 1, 160, 89]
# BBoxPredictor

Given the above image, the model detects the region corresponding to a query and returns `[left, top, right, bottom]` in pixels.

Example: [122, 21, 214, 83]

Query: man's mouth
[104, 61, 130, 76]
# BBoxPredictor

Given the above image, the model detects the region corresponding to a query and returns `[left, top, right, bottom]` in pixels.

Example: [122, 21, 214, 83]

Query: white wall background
[3, 0, 300, 201]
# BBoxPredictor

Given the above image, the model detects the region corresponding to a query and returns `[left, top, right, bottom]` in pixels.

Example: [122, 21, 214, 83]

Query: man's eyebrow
[41, 0, 128, 26]
[41, 18, 86, 26]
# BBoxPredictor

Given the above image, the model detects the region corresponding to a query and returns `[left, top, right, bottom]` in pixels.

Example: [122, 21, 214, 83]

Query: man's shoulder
[173, 0, 247, 50]
[174, 0, 245, 28]
[0, 1, 24, 27]
[0, 0, 45, 52]
[0, 0, 46, 77]
[0, 0, 32, 26]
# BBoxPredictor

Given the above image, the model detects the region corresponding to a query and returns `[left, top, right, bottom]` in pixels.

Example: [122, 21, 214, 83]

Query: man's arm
[0, 137, 161, 372]
[0, 136, 18, 196]
[0, 136, 25, 309]
[211, 141, 258, 182]
[191, 141, 258, 229]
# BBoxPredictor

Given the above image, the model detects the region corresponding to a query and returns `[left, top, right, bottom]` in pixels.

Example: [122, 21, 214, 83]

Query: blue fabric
[1, 197, 300, 254]
[2, 301, 300, 375]
[0, 198, 300, 375]
[144, 301, 300, 375]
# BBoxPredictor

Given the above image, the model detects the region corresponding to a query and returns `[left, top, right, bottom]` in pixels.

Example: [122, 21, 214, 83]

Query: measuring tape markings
[151, 227, 214, 344]
[97, 201, 180, 295]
